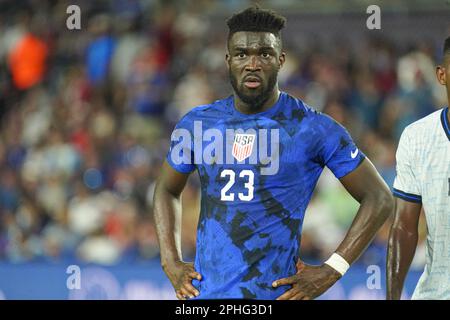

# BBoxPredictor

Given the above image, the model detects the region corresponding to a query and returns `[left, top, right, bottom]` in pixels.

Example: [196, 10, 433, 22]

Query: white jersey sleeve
[392, 127, 422, 203]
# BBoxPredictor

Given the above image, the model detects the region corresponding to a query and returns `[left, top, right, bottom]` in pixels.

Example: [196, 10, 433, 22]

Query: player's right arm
[153, 161, 201, 300]
[386, 199, 421, 300]
[386, 126, 422, 300]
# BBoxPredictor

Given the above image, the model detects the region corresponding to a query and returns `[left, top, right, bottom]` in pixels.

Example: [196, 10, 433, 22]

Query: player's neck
[447, 103, 450, 123]
[234, 88, 280, 115]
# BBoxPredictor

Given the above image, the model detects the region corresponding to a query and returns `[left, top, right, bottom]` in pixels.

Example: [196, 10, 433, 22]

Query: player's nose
[245, 56, 262, 72]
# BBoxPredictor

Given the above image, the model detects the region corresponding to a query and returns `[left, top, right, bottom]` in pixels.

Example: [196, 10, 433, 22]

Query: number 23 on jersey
[220, 169, 254, 201]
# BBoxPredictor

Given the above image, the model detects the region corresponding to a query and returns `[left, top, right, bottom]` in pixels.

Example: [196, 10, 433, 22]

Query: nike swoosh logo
[351, 149, 359, 159]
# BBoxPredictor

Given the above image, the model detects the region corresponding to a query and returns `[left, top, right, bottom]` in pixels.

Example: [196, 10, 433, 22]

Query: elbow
[375, 188, 395, 222]
[363, 186, 394, 223]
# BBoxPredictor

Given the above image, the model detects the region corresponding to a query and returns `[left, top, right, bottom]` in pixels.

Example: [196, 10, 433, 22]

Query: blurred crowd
[0, 0, 447, 268]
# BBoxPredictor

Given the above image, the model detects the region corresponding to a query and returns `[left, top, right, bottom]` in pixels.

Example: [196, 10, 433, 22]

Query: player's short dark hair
[226, 6, 286, 45]
[444, 36, 450, 56]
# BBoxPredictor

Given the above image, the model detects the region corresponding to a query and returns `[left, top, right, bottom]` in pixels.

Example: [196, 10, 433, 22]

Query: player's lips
[243, 76, 262, 89]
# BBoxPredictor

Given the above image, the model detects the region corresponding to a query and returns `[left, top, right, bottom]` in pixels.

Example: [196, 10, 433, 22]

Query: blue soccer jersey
[166, 92, 365, 299]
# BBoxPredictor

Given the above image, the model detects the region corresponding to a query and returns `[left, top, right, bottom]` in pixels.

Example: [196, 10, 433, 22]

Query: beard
[229, 70, 278, 112]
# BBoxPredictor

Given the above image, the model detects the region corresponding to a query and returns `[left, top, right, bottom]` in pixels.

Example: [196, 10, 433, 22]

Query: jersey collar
[441, 107, 450, 141]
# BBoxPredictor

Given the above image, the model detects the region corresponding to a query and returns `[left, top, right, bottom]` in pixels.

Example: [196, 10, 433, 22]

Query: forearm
[335, 192, 393, 264]
[386, 222, 418, 300]
[154, 181, 183, 268]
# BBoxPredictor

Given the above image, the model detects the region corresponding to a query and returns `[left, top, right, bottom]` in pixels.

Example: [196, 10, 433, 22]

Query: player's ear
[279, 52, 286, 68]
[225, 53, 231, 66]
[436, 65, 446, 85]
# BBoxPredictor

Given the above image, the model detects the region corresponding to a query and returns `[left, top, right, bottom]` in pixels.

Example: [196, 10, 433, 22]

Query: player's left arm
[335, 158, 394, 264]
[273, 158, 394, 300]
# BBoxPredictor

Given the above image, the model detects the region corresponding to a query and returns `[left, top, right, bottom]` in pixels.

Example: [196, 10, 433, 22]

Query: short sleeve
[166, 116, 196, 174]
[319, 114, 366, 179]
[392, 127, 422, 203]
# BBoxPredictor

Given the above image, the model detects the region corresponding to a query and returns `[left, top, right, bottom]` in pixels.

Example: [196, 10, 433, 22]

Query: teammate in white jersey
[387, 36, 450, 300]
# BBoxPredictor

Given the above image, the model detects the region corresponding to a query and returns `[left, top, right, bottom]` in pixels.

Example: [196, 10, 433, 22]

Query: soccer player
[387, 36, 450, 300]
[154, 6, 393, 300]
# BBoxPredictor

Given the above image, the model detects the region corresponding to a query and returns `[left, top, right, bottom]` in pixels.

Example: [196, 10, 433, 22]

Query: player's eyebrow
[232, 46, 276, 52]
[231, 46, 247, 51]
[258, 46, 277, 52]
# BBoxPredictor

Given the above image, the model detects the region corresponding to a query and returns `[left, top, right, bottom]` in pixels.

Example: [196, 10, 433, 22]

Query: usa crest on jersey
[232, 133, 255, 162]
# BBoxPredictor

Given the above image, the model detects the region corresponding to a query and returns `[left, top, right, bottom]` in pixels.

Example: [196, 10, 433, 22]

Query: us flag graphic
[232, 134, 256, 162]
